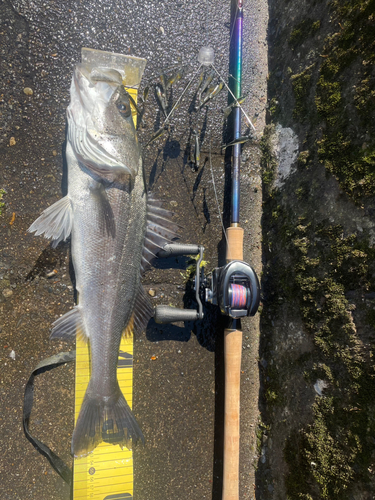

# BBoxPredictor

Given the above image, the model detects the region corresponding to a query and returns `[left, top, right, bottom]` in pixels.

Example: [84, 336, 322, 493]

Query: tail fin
[72, 383, 144, 457]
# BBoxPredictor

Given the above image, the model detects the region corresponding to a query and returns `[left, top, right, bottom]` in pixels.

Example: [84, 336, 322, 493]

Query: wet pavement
[0, 0, 267, 499]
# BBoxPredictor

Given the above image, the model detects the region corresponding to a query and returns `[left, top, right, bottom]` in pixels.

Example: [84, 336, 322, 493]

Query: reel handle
[157, 243, 205, 323]
[158, 243, 200, 258]
[154, 305, 200, 324]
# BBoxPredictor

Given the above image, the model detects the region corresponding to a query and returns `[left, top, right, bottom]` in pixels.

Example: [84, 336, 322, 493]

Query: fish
[164, 67, 183, 90]
[28, 62, 178, 457]
[193, 130, 200, 169]
[222, 95, 247, 119]
[188, 130, 200, 171]
[197, 81, 224, 109]
[159, 72, 167, 93]
[146, 125, 169, 146]
[143, 85, 149, 102]
[155, 84, 168, 117]
[127, 92, 142, 117]
[197, 69, 215, 103]
[221, 135, 251, 150]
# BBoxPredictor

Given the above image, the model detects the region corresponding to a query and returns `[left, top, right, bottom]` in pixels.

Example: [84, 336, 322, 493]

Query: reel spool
[204, 261, 260, 318]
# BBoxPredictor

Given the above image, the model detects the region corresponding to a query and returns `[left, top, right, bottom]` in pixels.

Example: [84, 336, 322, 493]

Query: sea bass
[29, 62, 177, 457]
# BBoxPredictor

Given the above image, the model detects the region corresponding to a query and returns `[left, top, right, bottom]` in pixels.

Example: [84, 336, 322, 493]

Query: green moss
[264, 363, 284, 406]
[304, 398, 357, 498]
[289, 19, 321, 49]
[317, 134, 375, 199]
[265, 389, 278, 403]
[0, 189, 5, 216]
[314, 0, 375, 200]
[261, 172, 375, 497]
[256, 418, 270, 455]
[304, 363, 334, 385]
[297, 151, 310, 168]
[354, 77, 375, 119]
[264, 0, 375, 498]
[278, 0, 375, 201]
[269, 96, 281, 119]
[272, 205, 283, 220]
[280, 219, 375, 498]
[315, 77, 342, 125]
[291, 67, 314, 120]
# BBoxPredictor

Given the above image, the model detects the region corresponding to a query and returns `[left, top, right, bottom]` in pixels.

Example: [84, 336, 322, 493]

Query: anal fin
[123, 285, 154, 337]
[51, 306, 87, 342]
[28, 195, 73, 248]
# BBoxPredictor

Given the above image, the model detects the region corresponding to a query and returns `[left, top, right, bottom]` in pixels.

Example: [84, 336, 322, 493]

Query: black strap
[23, 351, 76, 486]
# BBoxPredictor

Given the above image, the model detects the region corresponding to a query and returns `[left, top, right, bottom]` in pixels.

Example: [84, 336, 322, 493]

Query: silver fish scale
[27, 65, 150, 455]
[67, 141, 147, 396]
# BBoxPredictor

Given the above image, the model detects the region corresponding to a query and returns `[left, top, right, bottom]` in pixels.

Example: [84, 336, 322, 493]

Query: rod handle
[222, 328, 242, 500]
[226, 227, 244, 261]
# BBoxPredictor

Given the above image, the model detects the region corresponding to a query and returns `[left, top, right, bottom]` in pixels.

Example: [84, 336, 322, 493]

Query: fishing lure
[198, 81, 224, 109]
[155, 85, 168, 118]
[222, 95, 247, 119]
[221, 135, 251, 150]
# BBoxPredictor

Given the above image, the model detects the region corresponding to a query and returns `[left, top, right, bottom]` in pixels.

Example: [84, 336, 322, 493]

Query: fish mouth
[72, 64, 123, 112]
[75, 63, 123, 85]
[68, 65, 137, 178]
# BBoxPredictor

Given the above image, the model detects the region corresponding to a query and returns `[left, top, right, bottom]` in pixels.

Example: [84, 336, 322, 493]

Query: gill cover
[67, 64, 140, 178]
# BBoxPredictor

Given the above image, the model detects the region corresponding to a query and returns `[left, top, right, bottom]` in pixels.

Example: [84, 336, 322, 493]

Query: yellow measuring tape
[73, 86, 139, 500]
[73, 335, 134, 500]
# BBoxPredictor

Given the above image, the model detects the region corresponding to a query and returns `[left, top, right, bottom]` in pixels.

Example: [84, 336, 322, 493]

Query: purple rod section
[229, 0, 243, 224]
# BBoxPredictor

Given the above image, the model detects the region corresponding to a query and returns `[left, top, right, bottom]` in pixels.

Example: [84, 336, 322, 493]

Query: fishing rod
[154, 2, 260, 499]
[222, 2, 252, 499]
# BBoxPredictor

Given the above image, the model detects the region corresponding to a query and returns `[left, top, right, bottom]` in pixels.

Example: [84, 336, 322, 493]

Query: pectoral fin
[91, 184, 116, 238]
[28, 195, 73, 248]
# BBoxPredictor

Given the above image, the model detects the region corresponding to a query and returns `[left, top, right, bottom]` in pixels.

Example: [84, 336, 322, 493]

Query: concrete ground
[0, 0, 267, 499]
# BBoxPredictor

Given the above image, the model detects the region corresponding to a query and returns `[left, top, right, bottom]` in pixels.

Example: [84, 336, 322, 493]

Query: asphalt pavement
[0, 0, 267, 498]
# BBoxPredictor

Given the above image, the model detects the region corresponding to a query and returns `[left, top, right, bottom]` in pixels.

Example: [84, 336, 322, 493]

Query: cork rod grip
[222, 328, 242, 500]
[226, 226, 244, 261]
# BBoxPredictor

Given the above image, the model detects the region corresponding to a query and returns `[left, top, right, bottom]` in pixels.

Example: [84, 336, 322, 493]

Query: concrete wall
[259, 0, 375, 498]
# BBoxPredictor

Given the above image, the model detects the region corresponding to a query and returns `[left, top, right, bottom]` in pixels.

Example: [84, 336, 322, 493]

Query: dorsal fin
[141, 194, 180, 273]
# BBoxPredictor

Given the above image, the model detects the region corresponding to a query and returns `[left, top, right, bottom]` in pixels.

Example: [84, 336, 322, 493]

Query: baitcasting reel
[154, 243, 260, 324]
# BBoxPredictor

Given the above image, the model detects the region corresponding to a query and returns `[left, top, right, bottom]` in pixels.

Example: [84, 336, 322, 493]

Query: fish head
[67, 64, 141, 179]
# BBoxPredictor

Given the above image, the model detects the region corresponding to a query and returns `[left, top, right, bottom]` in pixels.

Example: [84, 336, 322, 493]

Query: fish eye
[117, 101, 131, 117]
